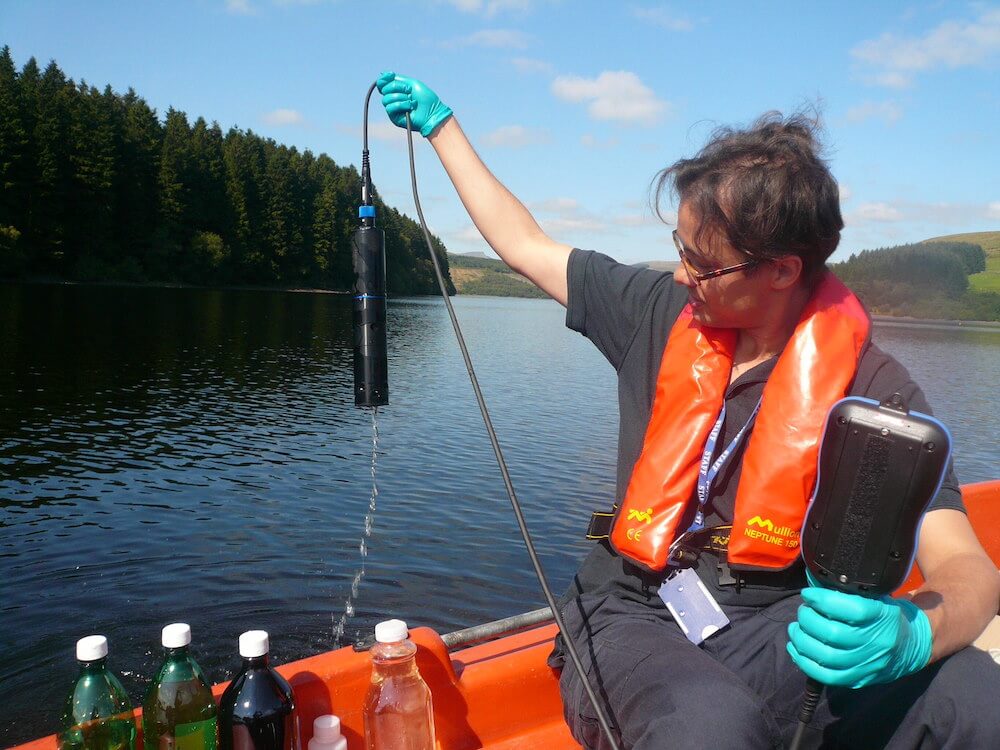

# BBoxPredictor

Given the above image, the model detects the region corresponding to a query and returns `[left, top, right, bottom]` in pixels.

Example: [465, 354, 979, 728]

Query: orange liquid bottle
[362, 620, 435, 750]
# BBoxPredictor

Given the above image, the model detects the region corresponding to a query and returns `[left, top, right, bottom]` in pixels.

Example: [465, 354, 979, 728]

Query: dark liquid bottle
[218, 631, 298, 750]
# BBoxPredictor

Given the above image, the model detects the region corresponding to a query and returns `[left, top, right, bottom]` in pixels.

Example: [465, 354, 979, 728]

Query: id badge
[657, 567, 730, 645]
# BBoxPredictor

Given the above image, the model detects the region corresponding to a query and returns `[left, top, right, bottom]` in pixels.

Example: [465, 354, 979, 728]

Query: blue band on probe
[358, 205, 376, 218]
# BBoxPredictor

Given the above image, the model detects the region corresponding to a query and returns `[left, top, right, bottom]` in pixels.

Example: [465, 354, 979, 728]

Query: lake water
[1, 283, 998, 742]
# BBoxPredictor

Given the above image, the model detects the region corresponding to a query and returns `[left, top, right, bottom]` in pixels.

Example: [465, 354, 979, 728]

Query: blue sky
[4, 1, 999, 264]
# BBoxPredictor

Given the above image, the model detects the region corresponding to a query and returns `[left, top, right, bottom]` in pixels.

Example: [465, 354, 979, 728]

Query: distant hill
[832, 234, 1000, 321]
[447, 253, 679, 297]
[922, 231, 1000, 294]
[447, 253, 549, 298]
[922, 231, 1000, 257]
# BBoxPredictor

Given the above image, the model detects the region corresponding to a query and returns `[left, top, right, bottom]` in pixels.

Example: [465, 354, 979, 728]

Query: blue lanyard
[690, 396, 763, 531]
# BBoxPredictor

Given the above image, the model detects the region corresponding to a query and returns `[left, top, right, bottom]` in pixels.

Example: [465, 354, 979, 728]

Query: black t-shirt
[559, 249, 965, 611]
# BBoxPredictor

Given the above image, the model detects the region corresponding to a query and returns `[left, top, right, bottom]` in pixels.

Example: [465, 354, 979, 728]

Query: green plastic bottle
[58, 635, 137, 750]
[143, 623, 218, 750]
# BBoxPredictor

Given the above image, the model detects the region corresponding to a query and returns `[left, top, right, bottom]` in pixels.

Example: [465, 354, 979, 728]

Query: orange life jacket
[610, 272, 870, 573]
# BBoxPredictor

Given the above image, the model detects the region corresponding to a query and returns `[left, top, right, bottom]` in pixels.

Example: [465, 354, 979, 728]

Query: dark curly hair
[654, 111, 843, 284]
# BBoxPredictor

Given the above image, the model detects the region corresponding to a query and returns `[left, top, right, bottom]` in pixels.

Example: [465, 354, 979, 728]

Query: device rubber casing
[801, 395, 952, 596]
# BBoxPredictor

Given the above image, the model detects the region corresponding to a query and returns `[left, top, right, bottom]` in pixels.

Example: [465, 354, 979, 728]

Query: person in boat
[376, 72, 1000, 748]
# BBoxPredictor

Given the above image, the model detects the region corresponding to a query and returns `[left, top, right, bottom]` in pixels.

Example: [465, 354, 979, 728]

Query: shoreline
[872, 314, 1000, 331]
[3, 276, 353, 295]
[4, 278, 1000, 325]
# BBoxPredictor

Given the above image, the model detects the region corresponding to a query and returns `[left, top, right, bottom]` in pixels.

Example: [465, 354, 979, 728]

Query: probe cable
[363, 82, 622, 750]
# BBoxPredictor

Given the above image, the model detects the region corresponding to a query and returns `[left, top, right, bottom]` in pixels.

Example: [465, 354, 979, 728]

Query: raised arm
[378, 72, 572, 305]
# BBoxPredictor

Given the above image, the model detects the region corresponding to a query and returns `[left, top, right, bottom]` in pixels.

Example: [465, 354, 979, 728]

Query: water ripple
[0, 286, 996, 743]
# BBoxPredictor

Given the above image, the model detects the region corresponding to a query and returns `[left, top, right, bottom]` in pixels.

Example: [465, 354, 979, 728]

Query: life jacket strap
[587, 510, 733, 562]
[586, 506, 617, 540]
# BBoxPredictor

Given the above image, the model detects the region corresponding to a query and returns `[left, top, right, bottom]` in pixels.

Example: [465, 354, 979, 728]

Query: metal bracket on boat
[351, 608, 555, 653]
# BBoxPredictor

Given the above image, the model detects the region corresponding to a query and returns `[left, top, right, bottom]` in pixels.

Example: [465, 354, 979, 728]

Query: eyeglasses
[672, 230, 758, 285]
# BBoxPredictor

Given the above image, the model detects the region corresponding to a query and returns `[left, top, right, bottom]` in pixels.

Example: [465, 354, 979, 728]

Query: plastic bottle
[143, 623, 218, 750]
[307, 716, 347, 750]
[57, 635, 136, 750]
[218, 631, 298, 750]
[362, 620, 435, 750]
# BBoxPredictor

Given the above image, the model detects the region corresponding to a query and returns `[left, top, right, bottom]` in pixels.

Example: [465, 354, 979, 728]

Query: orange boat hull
[15, 481, 1000, 750]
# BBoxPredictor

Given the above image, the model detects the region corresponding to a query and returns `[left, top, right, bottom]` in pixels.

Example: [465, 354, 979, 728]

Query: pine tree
[66, 83, 117, 271]
[115, 88, 161, 277]
[31, 61, 76, 273]
[223, 128, 266, 281]
[311, 177, 338, 284]
[154, 107, 192, 278]
[0, 47, 28, 276]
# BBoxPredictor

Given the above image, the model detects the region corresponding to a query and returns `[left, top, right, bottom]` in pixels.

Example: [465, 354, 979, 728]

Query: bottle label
[155, 718, 217, 750]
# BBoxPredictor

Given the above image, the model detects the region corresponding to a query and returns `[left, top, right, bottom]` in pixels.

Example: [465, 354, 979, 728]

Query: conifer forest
[0, 47, 452, 294]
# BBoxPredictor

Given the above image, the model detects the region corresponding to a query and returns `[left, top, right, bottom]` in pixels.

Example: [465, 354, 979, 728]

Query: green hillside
[832, 236, 1000, 321]
[922, 231, 1000, 293]
[447, 253, 549, 298]
[923, 231, 1000, 257]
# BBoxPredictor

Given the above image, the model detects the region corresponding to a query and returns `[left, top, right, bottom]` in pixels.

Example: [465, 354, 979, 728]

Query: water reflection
[0, 284, 996, 744]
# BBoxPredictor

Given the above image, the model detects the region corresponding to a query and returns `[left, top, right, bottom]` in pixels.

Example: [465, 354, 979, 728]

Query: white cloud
[541, 217, 608, 234]
[510, 57, 553, 74]
[631, 5, 694, 32]
[527, 197, 608, 235]
[552, 70, 667, 126]
[450, 225, 486, 244]
[580, 134, 620, 149]
[615, 213, 661, 228]
[846, 200, 999, 227]
[444, 0, 536, 17]
[226, 0, 255, 14]
[480, 125, 550, 148]
[654, 209, 678, 225]
[529, 197, 580, 213]
[853, 202, 904, 223]
[870, 71, 912, 89]
[852, 8, 1000, 87]
[845, 100, 903, 126]
[848, 199, 1000, 227]
[335, 122, 407, 147]
[449, 29, 530, 48]
[262, 108, 305, 126]
[838, 183, 852, 203]
[367, 122, 406, 143]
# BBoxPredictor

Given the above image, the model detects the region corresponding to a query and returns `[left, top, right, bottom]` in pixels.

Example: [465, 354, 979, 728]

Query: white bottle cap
[76, 635, 108, 661]
[239, 630, 269, 658]
[309, 715, 347, 750]
[162, 623, 192, 648]
[374, 619, 409, 643]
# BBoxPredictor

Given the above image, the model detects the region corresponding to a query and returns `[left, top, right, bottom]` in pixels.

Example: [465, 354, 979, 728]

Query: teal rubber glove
[376, 71, 453, 138]
[786, 583, 933, 688]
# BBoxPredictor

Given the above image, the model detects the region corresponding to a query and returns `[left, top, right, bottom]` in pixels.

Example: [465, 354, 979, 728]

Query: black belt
[587, 508, 806, 591]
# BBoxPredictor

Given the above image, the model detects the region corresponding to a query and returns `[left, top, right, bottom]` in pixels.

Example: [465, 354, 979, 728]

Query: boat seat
[974, 614, 1000, 664]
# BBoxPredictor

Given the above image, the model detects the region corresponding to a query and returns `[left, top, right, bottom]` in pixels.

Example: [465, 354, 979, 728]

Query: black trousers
[557, 592, 1000, 749]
